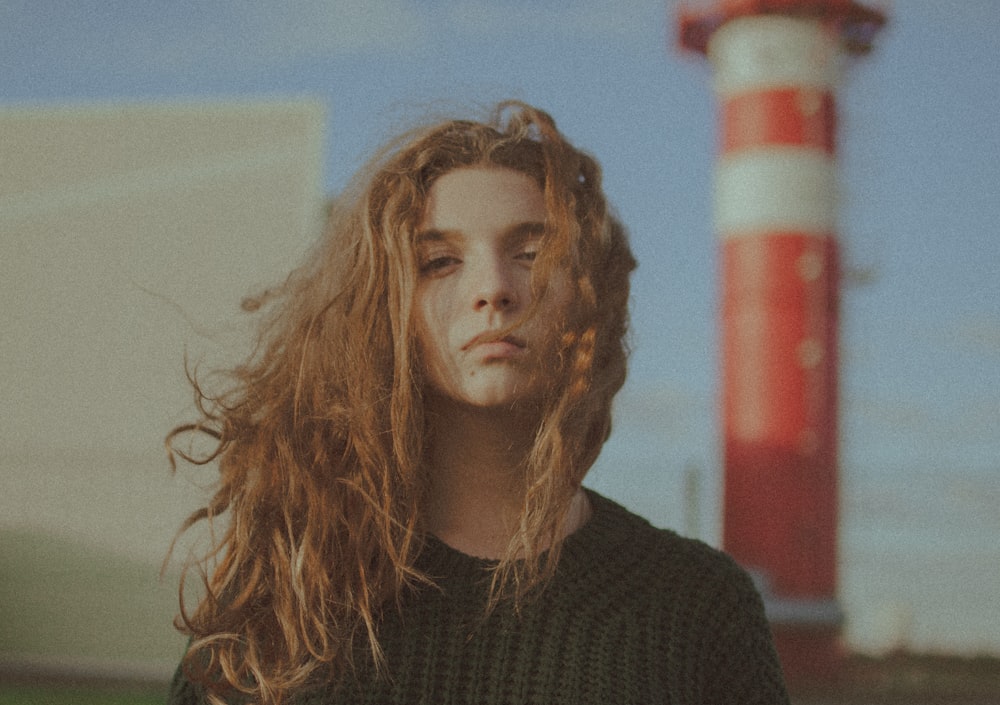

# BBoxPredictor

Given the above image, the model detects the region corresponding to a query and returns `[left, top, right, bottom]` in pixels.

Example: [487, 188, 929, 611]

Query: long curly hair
[167, 100, 636, 704]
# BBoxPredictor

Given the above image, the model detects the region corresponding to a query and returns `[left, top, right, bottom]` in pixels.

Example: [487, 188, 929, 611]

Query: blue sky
[3, 1, 999, 654]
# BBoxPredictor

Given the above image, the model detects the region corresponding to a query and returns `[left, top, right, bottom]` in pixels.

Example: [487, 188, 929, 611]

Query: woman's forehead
[418, 167, 546, 232]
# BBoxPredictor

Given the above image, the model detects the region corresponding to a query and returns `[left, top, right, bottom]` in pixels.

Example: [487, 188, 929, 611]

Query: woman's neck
[421, 396, 591, 560]
[422, 399, 536, 559]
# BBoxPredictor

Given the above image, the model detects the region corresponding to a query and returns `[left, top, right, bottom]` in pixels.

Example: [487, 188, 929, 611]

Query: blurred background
[2, 0, 998, 699]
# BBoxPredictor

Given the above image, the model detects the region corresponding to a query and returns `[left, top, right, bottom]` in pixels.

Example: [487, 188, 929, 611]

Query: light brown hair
[167, 100, 636, 704]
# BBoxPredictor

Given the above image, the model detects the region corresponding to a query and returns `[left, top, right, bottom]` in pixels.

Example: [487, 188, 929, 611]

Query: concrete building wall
[1, 99, 326, 674]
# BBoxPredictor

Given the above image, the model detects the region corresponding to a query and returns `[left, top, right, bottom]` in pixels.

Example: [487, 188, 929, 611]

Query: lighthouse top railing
[677, 0, 887, 55]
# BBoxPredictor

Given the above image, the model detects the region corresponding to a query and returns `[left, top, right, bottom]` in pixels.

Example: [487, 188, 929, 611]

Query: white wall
[0, 99, 326, 668]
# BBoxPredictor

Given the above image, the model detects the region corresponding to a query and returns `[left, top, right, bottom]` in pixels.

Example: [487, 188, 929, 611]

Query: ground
[790, 652, 1000, 705]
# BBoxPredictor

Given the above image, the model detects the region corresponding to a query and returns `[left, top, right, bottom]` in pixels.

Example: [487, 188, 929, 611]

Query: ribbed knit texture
[169, 490, 790, 704]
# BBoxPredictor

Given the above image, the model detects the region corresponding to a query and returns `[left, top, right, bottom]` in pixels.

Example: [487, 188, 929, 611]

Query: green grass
[0, 527, 185, 663]
[0, 684, 164, 705]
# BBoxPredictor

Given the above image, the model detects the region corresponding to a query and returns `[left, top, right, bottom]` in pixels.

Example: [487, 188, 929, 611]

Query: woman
[166, 101, 789, 704]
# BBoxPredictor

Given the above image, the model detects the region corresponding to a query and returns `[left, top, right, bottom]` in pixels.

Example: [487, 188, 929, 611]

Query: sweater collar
[415, 489, 639, 584]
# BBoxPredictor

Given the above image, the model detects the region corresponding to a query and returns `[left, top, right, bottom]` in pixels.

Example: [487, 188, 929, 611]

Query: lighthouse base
[772, 624, 845, 686]
[749, 572, 846, 684]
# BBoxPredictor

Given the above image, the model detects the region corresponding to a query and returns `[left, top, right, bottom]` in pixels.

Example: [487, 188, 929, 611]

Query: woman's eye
[420, 255, 460, 274]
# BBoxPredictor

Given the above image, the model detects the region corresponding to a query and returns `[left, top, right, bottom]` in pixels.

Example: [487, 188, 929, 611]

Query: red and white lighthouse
[677, 0, 886, 681]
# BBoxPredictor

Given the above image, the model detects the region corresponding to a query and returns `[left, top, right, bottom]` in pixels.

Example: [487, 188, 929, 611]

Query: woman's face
[413, 166, 570, 410]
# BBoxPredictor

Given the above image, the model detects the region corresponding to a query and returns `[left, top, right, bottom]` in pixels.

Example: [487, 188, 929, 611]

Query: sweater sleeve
[703, 563, 790, 705]
[166, 661, 207, 705]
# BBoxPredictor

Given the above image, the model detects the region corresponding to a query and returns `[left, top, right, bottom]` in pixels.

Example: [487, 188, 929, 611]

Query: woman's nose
[471, 257, 517, 312]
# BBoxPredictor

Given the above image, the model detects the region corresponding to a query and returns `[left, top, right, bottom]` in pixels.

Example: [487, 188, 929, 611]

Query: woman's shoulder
[574, 488, 759, 598]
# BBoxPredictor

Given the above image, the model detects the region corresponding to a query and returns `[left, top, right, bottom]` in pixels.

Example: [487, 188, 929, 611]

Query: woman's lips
[464, 332, 526, 358]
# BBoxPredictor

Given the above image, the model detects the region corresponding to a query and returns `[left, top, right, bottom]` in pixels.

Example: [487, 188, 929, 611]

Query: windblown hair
[167, 100, 636, 704]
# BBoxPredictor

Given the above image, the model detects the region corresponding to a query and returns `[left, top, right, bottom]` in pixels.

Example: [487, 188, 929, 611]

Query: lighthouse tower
[677, 0, 885, 682]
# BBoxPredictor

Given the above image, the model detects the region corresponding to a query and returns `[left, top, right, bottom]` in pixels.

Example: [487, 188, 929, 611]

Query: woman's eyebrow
[414, 228, 451, 245]
[415, 222, 545, 245]
[504, 221, 547, 241]
[511, 221, 545, 235]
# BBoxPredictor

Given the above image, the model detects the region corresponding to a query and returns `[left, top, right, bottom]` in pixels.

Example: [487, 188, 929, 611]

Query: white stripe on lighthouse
[715, 148, 838, 236]
[709, 16, 841, 96]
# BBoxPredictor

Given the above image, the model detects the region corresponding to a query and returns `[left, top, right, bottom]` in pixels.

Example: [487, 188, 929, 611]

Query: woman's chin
[427, 383, 547, 415]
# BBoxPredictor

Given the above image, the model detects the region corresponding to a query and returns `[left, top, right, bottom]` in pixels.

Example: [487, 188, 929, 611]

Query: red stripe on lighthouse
[721, 232, 839, 598]
[721, 88, 836, 154]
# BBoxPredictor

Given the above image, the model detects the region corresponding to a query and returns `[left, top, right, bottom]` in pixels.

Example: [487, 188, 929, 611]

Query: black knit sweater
[169, 490, 789, 704]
